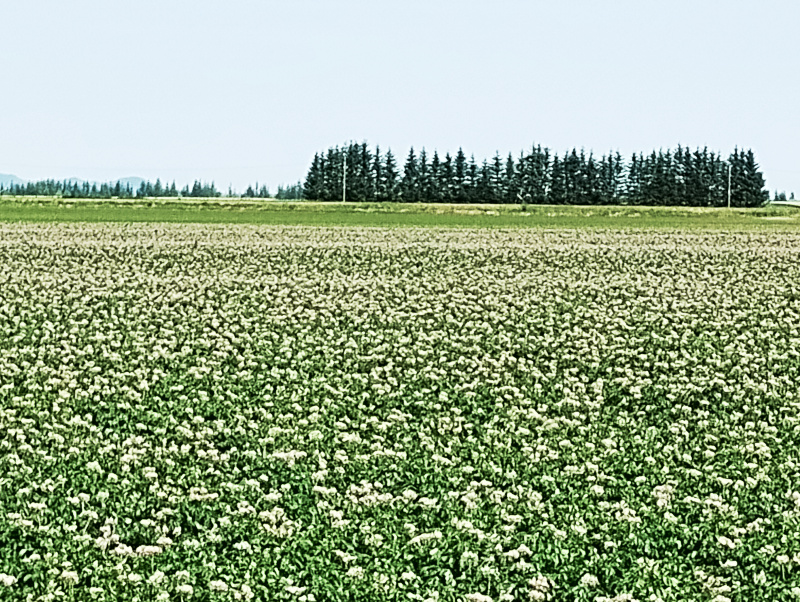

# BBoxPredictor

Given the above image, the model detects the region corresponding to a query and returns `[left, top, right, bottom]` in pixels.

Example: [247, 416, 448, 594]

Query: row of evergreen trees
[0, 145, 769, 205]
[242, 182, 303, 199]
[0, 178, 305, 200]
[303, 143, 768, 207]
[0, 179, 222, 198]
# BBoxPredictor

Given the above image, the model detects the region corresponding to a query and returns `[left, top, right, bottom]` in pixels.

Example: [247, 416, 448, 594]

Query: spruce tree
[429, 151, 442, 203]
[380, 149, 399, 202]
[418, 149, 430, 202]
[303, 153, 324, 200]
[345, 143, 361, 202]
[598, 152, 620, 204]
[549, 155, 565, 204]
[726, 148, 740, 207]
[627, 153, 641, 205]
[583, 152, 601, 205]
[358, 143, 375, 202]
[441, 153, 454, 203]
[401, 147, 420, 203]
[641, 151, 659, 205]
[489, 153, 504, 203]
[688, 148, 707, 206]
[531, 145, 550, 204]
[504, 153, 517, 203]
[562, 150, 582, 203]
[476, 160, 493, 203]
[516, 152, 531, 203]
[372, 146, 383, 202]
[453, 148, 468, 203]
[467, 155, 479, 203]
[652, 149, 673, 205]
[742, 149, 768, 207]
[326, 146, 343, 202]
[729, 148, 768, 208]
[709, 150, 726, 207]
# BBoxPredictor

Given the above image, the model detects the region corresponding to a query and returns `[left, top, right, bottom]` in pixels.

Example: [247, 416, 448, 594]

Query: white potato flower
[176, 583, 194, 596]
[345, 566, 364, 579]
[465, 594, 493, 602]
[209, 580, 228, 592]
[149, 571, 166, 585]
[60, 570, 79, 585]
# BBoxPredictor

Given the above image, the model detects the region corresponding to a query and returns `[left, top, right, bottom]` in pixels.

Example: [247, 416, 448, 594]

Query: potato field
[1, 223, 800, 602]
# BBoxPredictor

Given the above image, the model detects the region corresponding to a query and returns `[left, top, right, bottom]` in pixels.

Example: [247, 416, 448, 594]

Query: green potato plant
[1, 224, 800, 601]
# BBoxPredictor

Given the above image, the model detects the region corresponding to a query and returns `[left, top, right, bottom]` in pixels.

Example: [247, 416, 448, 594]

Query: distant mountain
[116, 177, 145, 189]
[1, 174, 154, 193]
[0, 174, 147, 186]
[0, 173, 25, 187]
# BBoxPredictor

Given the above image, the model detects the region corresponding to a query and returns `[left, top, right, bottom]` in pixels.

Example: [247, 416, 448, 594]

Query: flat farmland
[2, 223, 800, 602]
[2, 197, 800, 230]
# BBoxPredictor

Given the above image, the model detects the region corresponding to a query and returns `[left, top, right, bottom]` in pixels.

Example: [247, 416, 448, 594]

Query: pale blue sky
[1, 0, 798, 195]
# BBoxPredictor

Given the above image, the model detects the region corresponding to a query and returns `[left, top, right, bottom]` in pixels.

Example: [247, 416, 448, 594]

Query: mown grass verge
[1, 197, 799, 229]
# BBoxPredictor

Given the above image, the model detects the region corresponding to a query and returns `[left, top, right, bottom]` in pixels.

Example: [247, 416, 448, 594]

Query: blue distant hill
[0, 173, 25, 187]
[116, 177, 145, 189]
[0, 174, 146, 189]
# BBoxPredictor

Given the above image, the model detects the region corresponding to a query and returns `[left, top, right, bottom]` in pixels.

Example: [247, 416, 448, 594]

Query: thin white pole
[343, 152, 347, 203]
[727, 162, 731, 209]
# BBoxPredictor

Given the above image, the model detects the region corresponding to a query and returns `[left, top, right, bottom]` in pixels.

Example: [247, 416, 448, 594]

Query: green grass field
[1, 196, 799, 229]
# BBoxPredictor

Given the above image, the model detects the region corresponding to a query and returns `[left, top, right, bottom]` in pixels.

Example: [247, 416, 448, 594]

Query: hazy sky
[1, 0, 798, 194]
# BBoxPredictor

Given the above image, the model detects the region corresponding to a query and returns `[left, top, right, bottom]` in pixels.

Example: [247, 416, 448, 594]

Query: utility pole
[727, 162, 732, 209]
[343, 152, 347, 203]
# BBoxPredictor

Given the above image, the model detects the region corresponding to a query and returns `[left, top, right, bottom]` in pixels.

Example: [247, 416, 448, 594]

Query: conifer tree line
[0, 179, 221, 198]
[303, 143, 769, 207]
[241, 182, 303, 199]
[0, 178, 305, 199]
